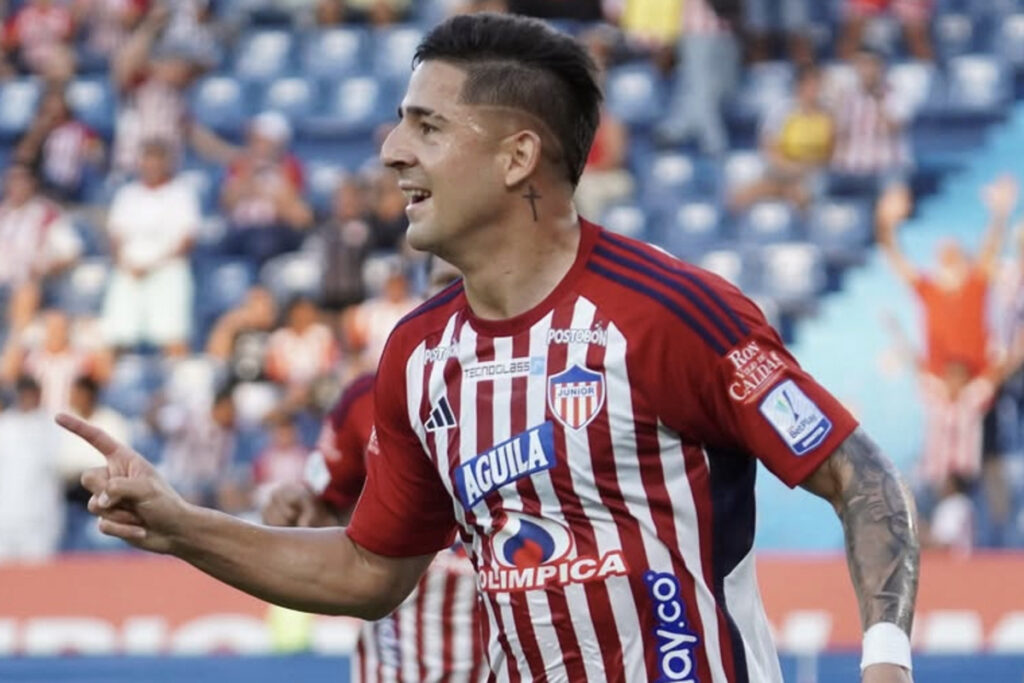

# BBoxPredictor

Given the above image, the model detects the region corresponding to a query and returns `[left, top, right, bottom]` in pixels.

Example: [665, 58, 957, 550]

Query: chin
[405, 220, 439, 253]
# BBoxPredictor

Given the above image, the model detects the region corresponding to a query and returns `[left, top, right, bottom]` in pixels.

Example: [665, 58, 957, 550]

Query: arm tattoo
[522, 185, 541, 222]
[811, 429, 920, 633]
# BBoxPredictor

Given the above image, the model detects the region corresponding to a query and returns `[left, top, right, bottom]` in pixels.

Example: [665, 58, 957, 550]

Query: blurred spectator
[367, 167, 409, 253]
[575, 108, 634, 219]
[0, 376, 62, 563]
[343, 262, 419, 370]
[73, 0, 149, 65]
[0, 162, 83, 332]
[14, 86, 105, 203]
[155, 0, 219, 67]
[731, 64, 834, 212]
[319, 175, 375, 312]
[153, 384, 238, 508]
[615, 0, 682, 49]
[574, 26, 634, 220]
[111, 4, 229, 175]
[220, 111, 314, 266]
[0, 309, 112, 414]
[101, 138, 198, 356]
[251, 410, 309, 508]
[506, 0, 603, 20]
[1, 0, 77, 82]
[923, 474, 974, 556]
[744, 0, 812, 64]
[917, 359, 998, 492]
[264, 296, 339, 398]
[57, 375, 129, 483]
[828, 47, 912, 188]
[654, 0, 739, 156]
[839, 0, 932, 61]
[206, 285, 279, 381]
[345, 0, 412, 24]
[876, 178, 1017, 378]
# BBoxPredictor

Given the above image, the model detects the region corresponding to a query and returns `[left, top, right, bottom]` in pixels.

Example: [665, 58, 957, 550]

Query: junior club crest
[547, 364, 606, 431]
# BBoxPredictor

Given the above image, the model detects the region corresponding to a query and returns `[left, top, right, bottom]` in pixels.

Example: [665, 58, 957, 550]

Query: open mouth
[403, 189, 432, 206]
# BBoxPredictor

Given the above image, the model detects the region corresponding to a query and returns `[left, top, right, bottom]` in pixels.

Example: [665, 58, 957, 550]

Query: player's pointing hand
[57, 412, 189, 554]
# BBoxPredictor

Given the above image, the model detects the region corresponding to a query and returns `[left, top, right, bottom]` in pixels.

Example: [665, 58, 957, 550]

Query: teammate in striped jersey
[68, 12, 919, 683]
[261, 374, 484, 683]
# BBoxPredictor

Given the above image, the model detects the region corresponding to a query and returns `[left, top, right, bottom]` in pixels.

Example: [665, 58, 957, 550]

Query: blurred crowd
[0, 0, 1018, 562]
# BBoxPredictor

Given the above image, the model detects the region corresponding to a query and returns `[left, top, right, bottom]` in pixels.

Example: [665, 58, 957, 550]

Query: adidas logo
[425, 396, 457, 432]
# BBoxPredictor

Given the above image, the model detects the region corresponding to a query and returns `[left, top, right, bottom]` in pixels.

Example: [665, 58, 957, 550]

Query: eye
[420, 122, 438, 136]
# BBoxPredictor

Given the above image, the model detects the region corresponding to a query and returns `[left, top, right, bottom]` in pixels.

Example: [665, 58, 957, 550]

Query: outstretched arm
[977, 175, 1018, 279]
[875, 185, 920, 287]
[801, 428, 920, 681]
[61, 413, 432, 620]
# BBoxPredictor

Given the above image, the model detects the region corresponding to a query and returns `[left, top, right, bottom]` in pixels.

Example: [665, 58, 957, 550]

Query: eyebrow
[397, 105, 449, 123]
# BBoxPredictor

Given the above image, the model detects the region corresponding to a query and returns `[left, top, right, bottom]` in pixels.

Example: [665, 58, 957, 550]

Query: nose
[380, 122, 415, 171]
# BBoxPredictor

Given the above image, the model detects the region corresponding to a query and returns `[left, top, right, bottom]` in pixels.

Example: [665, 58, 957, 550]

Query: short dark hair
[414, 12, 602, 187]
[72, 375, 100, 399]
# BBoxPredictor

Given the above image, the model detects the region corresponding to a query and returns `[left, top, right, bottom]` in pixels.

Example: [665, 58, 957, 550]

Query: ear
[500, 129, 543, 188]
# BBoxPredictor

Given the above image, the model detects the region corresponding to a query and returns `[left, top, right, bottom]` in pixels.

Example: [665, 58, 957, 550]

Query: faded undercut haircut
[414, 12, 603, 187]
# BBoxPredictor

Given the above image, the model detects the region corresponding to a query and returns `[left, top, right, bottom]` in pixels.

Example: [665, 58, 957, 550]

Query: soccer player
[64, 13, 919, 682]
[262, 374, 484, 683]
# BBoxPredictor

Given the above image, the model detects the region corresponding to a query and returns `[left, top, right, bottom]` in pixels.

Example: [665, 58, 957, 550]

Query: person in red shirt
[876, 177, 1018, 378]
[262, 374, 484, 682]
[2, 0, 76, 81]
[840, 0, 933, 61]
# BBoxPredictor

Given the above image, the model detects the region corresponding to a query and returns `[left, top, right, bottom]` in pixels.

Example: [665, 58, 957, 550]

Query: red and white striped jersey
[348, 221, 858, 682]
[304, 375, 486, 683]
[918, 373, 994, 486]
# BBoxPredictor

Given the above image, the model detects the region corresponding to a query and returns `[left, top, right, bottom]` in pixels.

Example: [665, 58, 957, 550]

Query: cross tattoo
[523, 185, 542, 222]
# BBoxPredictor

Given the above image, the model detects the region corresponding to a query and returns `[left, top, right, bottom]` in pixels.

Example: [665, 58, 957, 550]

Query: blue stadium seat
[373, 25, 424, 84]
[599, 203, 648, 240]
[301, 27, 369, 81]
[66, 79, 114, 137]
[862, 14, 902, 57]
[721, 150, 765, 200]
[641, 152, 699, 207]
[51, 258, 110, 315]
[945, 54, 1011, 114]
[260, 251, 323, 302]
[604, 63, 664, 128]
[198, 258, 255, 320]
[754, 242, 826, 311]
[304, 76, 395, 138]
[261, 76, 318, 122]
[738, 202, 800, 244]
[807, 200, 872, 264]
[306, 160, 344, 214]
[178, 166, 220, 215]
[661, 201, 723, 258]
[190, 75, 248, 135]
[995, 14, 1024, 70]
[0, 78, 40, 140]
[935, 13, 976, 61]
[887, 61, 942, 118]
[730, 61, 793, 125]
[697, 246, 747, 289]
[103, 355, 166, 418]
[233, 29, 294, 83]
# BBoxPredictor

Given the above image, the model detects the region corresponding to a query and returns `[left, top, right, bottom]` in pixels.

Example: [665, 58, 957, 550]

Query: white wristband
[861, 622, 912, 672]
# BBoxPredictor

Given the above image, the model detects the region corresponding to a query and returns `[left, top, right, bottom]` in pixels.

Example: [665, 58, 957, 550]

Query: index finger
[56, 412, 123, 458]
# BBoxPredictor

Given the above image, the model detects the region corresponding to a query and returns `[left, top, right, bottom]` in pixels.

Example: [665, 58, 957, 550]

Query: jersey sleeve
[669, 282, 859, 488]
[346, 340, 457, 557]
[304, 379, 375, 513]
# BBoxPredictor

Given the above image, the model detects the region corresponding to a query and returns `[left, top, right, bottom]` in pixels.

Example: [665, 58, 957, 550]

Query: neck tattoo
[522, 185, 542, 222]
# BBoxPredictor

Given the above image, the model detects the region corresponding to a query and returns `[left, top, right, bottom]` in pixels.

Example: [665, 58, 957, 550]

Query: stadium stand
[1, 0, 1023, 564]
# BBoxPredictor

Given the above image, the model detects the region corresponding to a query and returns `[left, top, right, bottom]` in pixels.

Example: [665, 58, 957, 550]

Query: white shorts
[101, 258, 193, 347]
